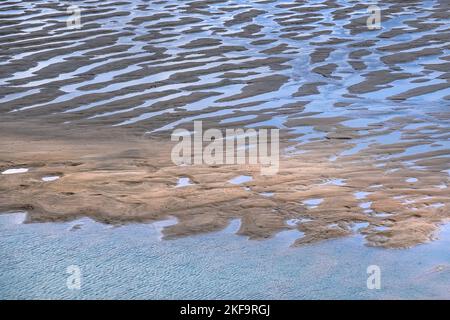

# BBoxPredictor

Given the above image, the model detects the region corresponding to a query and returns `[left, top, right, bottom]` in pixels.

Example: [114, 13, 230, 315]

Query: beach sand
[0, 0, 449, 248]
[0, 116, 448, 249]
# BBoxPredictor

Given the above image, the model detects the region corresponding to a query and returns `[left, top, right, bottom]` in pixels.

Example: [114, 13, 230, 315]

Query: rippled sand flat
[0, 0, 449, 248]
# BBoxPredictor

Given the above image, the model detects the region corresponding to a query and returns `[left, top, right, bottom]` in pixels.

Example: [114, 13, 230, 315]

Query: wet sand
[0, 117, 448, 249]
[0, 0, 449, 248]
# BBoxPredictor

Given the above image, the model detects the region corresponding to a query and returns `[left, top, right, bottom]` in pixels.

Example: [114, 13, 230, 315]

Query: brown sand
[0, 116, 448, 249]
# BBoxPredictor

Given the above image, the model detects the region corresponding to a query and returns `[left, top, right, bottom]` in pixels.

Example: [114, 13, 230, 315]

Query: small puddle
[2, 168, 29, 175]
[228, 175, 253, 185]
[373, 226, 389, 232]
[286, 218, 313, 226]
[175, 177, 194, 188]
[260, 192, 274, 197]
[42, 176, 60, 182]
[321, 178, 346, 186]
[375, 212, 393, 218]
[302, 198, 323, 209]
[354, 191, 371, 200]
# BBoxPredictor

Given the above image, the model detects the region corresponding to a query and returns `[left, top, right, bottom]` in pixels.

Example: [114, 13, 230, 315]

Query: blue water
[1, 212, 449, 299]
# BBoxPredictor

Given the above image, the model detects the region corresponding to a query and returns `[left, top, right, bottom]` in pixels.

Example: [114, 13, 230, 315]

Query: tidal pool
[0, 212, 449, 299]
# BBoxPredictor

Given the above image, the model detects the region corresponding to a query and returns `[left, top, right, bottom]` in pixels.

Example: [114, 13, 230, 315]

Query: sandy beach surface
[0, 0, 449, 251]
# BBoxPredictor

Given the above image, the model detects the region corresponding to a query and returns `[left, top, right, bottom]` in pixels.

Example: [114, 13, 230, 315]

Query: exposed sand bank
[0, 0, 449, 248]
[1, 117, 448, 249]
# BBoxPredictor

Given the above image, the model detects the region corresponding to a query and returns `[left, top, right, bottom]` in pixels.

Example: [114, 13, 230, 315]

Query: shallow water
[175, 177, 194, 188]
[41, 175, 60, 182]
[228, 175, 253, 185]
[1, 168, 29, 175]
[0, 212, 449, 299]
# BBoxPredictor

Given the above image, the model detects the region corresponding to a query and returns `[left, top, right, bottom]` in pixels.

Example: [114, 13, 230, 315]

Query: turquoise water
[1, 212, 449, 299]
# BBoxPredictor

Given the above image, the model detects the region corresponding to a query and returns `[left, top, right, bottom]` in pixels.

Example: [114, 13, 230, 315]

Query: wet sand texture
[0, 0, 449, 248]
[0, 120, 449, 249]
